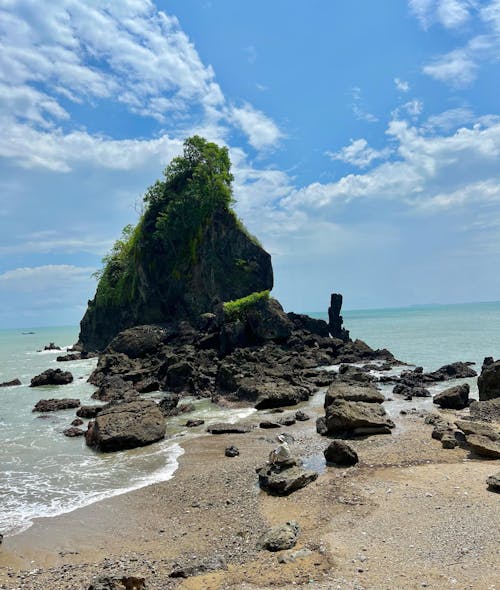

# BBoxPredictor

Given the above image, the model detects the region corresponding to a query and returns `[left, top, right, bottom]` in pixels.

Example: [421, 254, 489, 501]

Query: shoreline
[1, 399, 498, 589]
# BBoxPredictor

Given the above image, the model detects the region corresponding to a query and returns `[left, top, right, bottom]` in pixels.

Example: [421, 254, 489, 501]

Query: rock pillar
[328, 293, 349, 341]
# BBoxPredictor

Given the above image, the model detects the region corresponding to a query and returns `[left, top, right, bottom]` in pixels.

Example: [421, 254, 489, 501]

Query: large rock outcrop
[78, 137, 273, 351]
[478, 358, 500, 401]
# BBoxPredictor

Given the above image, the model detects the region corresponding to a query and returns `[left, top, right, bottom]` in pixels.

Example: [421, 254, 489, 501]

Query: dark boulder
[256, 464, 318, 496]
[106, 325, 171, 358]
[295, 410, 310, 421]
[324, 440, 359, 466]
[91, 376, 137, 402]
[225, 445, 240, 457]
[287, 312, 330, 337]
[63, 427, 85, 437]
[87, 576, 146, 590]
[256, 521, 300, 551]
[478, 359, 500, 401]
[43, 342, 60, 351]
[30, 369, 73, 387]
[134, 377, 160, 393]
[392, 383, 431, 398]
[158, 394, 180, 417]
[235, 378, 310, 409]
[33, 398, 80, 412]
[427, 362, 477, 382]
[77, 405, 104, 419]
[486, 471, 500, 491]
[433, 383, 470, 410]
[325, 382, 384, 406]
[85, 399, 166, 452]
[72, 418, 84, 426]
[206, 422, 254, 434]
[328, 293, 349, 341]
[169, 556, 226, 579]
[164, 360, 193, 391]
[260, 420, 281, 429]
[321, 399, 395, 436]
[0, 378, 21, 387]
[185, 419, 204, 427]
[469, 398, 500, 422]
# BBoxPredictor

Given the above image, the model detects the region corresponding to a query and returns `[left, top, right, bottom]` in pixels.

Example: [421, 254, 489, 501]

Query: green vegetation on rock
[79, 136, 274, 350]
[223, 290, 270, 321]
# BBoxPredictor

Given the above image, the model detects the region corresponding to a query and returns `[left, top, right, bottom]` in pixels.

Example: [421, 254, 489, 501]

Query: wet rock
[324, 440, 359, 466]
[278, 415, 296, 426]
[71, 418, 84, 426]
[225, 445, 240, 457]
[236, 378, 310, 410]
[426, 362, 477, 382]
[43, 342, 60, 351]
[256, 464, 318, 496]
[165, 360, 194, 391]
[260, 420, 281, 429]
[63, 427, 85, 437]
[158, 394, 180, 417]
[33, 398, 80, 412]
[91, 375, 137, 402]
[441, 433, 458, 449]
[30, 369, 73, 387]
[321, 399, 395, 436]
[77, 405, 104, 419]
[392, 383, 431, 398]
[206, 422, 254, 434]
[325, 382, 385, 405]
[0, 378, 21, 387]
[87, 575, 146, 590]
[433, 383, 470, 410]
[85, 399, 166, 452]
[106, 325, 171, 359]
[478, 359, 500, 401]
[295, 410, 310, 421]
[134, 377, 160, 393]
[486, 471, 500, 491]
[257, 521, 300, 551]
[185, 419, 204, 427]
[466, 434, 500, 459]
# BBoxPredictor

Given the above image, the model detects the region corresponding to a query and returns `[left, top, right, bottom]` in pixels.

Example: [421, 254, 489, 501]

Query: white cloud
[326, 138, 391, 168]
[403, 99, 424, 117]
[424, 107, 474, 131]
[481, 0, 500, 32]
[229, 103, 283, 150]
[282, 115, 500, 211]
[416, 179, 500, 210]
[409, 0, 473, 29]
[394, 78, 410, 92]
[423, 49, 478, 86]
[350, 87, 378, 123]
[0, 265, 95, 293]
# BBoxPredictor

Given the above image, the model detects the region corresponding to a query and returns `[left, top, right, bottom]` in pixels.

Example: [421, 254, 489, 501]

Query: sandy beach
[0, 398, 498, 590]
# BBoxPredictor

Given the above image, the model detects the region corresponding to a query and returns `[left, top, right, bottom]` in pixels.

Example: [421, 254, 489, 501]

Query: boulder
[87, 576, 146, 590]
[0, 378, 21, 387]
[328, 293, 349, 341]
[426, 362, 477, 381]
[106, 325, 171, 358]
[91, 376, 137, 402]
[225, 445, 239, 457]
[278, 415, 296, 427]
[454, 420, 499, 441]
[287, 312, 330, 337]
[324, 440, 359, 466]
[392, 383, 431, 398]
[441, 433, 458, 449]
[158, 394, 180, 416]
[256, 521, 300, 552]
[63, 427, 85, 437]
[134, 378, 160, 393]
[235, 378, 310, 409]
[256, 464, 318, 496]
[72, 418, 84, 426]
[260, 420, 281, 429]
[433, 383, 470, 410]
[478, 359, 500, 401]
[295, 410, 310, 421]
[325, 382, 384, 406]
[30, 369, 73, 387]
[165, 360, 193, 391]
[486, 472, 500, 491]
[185, 419, 204, 427]
[43, 342, 60, 350]
[85, 400, 166, 452]
[322, 399, 395, 436]
[466, 434, 500, 459]
[77, 405, 104, 419]
[206, 422, 254, 434]
[469, 398, 500, 422]
[169, 556, 226, 578]
[33, 398, 80, 412]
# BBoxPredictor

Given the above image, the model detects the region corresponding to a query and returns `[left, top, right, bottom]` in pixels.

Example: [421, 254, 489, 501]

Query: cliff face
[78, 137, 274, 351]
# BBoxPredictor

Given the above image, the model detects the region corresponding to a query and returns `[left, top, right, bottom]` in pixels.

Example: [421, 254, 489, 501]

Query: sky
[2, 0, 500, 328]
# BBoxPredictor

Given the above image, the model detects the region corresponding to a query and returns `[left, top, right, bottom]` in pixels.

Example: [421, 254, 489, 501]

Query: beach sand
[0, 403, 498, 590]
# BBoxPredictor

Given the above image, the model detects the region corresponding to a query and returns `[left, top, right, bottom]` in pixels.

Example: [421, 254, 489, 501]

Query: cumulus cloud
[409, 0, 473, 29]
[423, 49, 478, 86]
[229, 103, 283, 150]
[394, 78, 410, 92]
[350, 87, 378, 123]
[326, 139, 391, 168]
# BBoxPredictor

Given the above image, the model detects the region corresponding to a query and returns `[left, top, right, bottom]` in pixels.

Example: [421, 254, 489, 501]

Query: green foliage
[94, 136, 236, 308]
[223, 290, 270, 321]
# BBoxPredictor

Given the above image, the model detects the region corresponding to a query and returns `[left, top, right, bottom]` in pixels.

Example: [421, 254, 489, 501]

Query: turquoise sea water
[1, 302, 499, 537]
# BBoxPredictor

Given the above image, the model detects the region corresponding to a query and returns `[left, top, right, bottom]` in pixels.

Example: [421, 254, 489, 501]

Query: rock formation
[78, 137, 273, 351]
[478, 358, 500, 401]
[328, 293, 349, 341]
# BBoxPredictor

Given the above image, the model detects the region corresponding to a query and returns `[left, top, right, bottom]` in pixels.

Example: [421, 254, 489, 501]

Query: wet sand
[0, 402, 499, 590]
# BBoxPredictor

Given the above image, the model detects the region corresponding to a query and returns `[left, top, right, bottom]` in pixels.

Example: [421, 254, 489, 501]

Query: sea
[1, 301, 499, 537]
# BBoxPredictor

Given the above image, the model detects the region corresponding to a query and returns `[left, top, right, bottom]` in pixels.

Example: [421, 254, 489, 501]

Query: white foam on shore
[1, 442, 184, 537]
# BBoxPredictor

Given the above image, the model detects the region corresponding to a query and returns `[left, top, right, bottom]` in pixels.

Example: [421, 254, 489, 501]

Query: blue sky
[2, 0, 500, 328]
